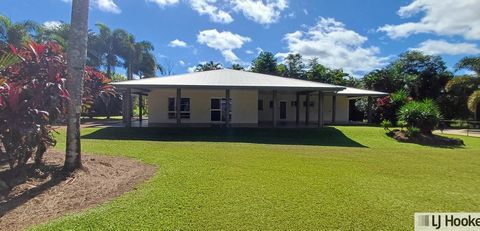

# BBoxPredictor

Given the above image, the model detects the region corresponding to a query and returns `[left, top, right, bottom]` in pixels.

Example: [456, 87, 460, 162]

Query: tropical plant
[0, 41, 69, 171]
[251, 51, 278, 75]
[398, 99, 441, 134]
[380, 120, 392, 131]
[375, 90, 410, 124]
[195, 61, 223, 72]
[231, 63, 244, 70]
[0, 15, 40, 48]
[65, 0, 90, 172]
[0, 51, 20, 70]
[455, 56, 480, 76]
[82, 67, 117, 116]
[468, 90, 480, 114]
[405, 127, 420, 137]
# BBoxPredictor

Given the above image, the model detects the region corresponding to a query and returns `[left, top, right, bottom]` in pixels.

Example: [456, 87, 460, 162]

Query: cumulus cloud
[61, 0, 121, 13]
[43, 21, 62, 30]
[146, 0, 179, 7]
[379, 0, 480, 40]
[280, 17, 388, 76]
[231, 0, 288, 25]
[197, 29, 251, 63]
[411, 39, 480, 55]
[189, 0, 233, 24]
[168, 39, 188, 47]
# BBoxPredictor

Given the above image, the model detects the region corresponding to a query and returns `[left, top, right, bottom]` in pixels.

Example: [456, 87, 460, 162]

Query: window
[168, 97, 190, 119]
[291, 101, 297, 107]
[211, 98, 232, 122]
[258, 100, 263, 111]
[269, 101, 273, 108]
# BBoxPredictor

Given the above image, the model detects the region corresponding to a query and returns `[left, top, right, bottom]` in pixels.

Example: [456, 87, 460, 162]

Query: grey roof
[112, 69, 345, 91]
[337, 87, 388, 97]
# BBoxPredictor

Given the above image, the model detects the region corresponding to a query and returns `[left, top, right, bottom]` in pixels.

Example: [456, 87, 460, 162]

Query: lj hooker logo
[415, 213, 480, 230]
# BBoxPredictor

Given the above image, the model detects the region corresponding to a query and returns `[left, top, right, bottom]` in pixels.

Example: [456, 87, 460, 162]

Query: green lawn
[33, 126, 480, 230]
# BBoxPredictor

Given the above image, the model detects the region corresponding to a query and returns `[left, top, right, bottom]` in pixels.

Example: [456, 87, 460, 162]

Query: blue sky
[1, 0, 479, 77]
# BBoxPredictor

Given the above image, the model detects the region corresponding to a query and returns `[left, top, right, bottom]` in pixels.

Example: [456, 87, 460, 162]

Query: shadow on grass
[82, 127, 367, 148]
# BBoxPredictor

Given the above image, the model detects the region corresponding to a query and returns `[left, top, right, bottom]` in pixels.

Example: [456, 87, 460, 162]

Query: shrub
[0, 41, 69, 171]
[376, 90, 411, 124]
[406, 127, 420, 137]
[380, 120, 392, 131]
[397, 120, 407, 130]
[398, 99, 441, 134]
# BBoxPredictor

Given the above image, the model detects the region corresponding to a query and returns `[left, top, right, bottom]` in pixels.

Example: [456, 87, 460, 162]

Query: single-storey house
[113, 69, 387, 127]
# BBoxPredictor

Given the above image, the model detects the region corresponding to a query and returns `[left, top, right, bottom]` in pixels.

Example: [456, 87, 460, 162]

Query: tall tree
[251, 51, 278, 75]
[64, 0, 90, 171]
[456, 56, 480, 76]
[195, 61, 223, 72]
[284, 53, 305, 78]
[394, 51, 452, 99]
[306, 58, 349, 85]
[231, 63, 244, 71]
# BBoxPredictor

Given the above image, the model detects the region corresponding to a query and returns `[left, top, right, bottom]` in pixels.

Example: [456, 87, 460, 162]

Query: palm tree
[88, 23, 132, 78]
[195, 61, 223, 72]
[64, 0, 90, 172]
[456, 57, 480, 119]
[0, 15, 40, 48]
[456, 56, 480, 76]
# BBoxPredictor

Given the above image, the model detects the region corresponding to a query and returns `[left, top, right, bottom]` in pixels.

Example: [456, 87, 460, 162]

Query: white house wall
[148, 88, 258, 126]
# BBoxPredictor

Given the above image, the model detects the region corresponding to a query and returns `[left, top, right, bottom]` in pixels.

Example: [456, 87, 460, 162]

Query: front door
[280, 101, 287, 120]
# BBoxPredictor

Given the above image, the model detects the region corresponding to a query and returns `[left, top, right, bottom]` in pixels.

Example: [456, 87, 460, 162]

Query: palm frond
[467, 90, 480, 112]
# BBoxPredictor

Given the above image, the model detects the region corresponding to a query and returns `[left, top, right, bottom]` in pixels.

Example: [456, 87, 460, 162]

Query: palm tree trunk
[64, 0, 89, 172]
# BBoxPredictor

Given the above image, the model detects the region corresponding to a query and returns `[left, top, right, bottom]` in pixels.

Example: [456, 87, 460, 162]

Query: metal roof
[112, 69, 345, 91]
[337, 87, 388, 97]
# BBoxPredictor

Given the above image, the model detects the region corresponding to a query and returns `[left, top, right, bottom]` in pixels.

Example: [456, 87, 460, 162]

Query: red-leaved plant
[82, 66, 116, 116]
[0, 41, 69, 171]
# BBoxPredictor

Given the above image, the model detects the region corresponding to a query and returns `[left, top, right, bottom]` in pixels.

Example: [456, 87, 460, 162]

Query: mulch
[0, 151, 156, 231]
[389, 129, 464, 147]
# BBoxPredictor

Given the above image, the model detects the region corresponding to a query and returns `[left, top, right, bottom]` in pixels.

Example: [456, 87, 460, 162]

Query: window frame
[168, 97, 191, 119]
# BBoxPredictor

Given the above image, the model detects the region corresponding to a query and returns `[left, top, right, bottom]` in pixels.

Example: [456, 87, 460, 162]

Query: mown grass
[32, 126, 480, 230]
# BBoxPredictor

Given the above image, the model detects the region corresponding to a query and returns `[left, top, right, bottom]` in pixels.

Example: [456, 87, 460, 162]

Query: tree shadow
[82, 127, 367, 148]
[0, 163, 67, 216]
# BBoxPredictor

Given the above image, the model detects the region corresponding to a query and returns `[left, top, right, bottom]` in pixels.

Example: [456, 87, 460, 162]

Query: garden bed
[0, 151, 156, 231]
[388, 129, 464, 147]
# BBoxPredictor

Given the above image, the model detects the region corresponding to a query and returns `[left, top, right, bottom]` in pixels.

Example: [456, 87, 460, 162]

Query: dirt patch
[388, 129, 464, 147]
[0, 151, 156, 231]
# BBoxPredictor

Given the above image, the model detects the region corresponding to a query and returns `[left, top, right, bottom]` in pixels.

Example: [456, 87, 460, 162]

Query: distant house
[113, 69, 386, 127]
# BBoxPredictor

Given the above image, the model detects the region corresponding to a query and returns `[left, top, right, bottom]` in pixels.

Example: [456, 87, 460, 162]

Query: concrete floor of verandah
[434, 129, 480, 138]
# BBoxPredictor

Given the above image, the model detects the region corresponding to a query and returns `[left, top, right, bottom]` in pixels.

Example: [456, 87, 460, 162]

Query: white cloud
[281, 17, 388, 76]
[197, 29, 251, 63]
[94, 0, 121, 13]
[379, 0, 480, 40]
[187, 65, 197, 73]
[189, 0, 233, 24]
[411, 39, 480, 55]
[168, 39, 188, 48]
[231, 0, 287, 25]
[43, 21, 62, 30]
[146, 0, 179, 7]
[245, 50, 254, 54]
[179, 60, 186, 66]
[61, 0, 121, 13]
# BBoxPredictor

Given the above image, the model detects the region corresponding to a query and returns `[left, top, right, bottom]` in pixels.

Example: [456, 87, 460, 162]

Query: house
[113, 69, 387, 127]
